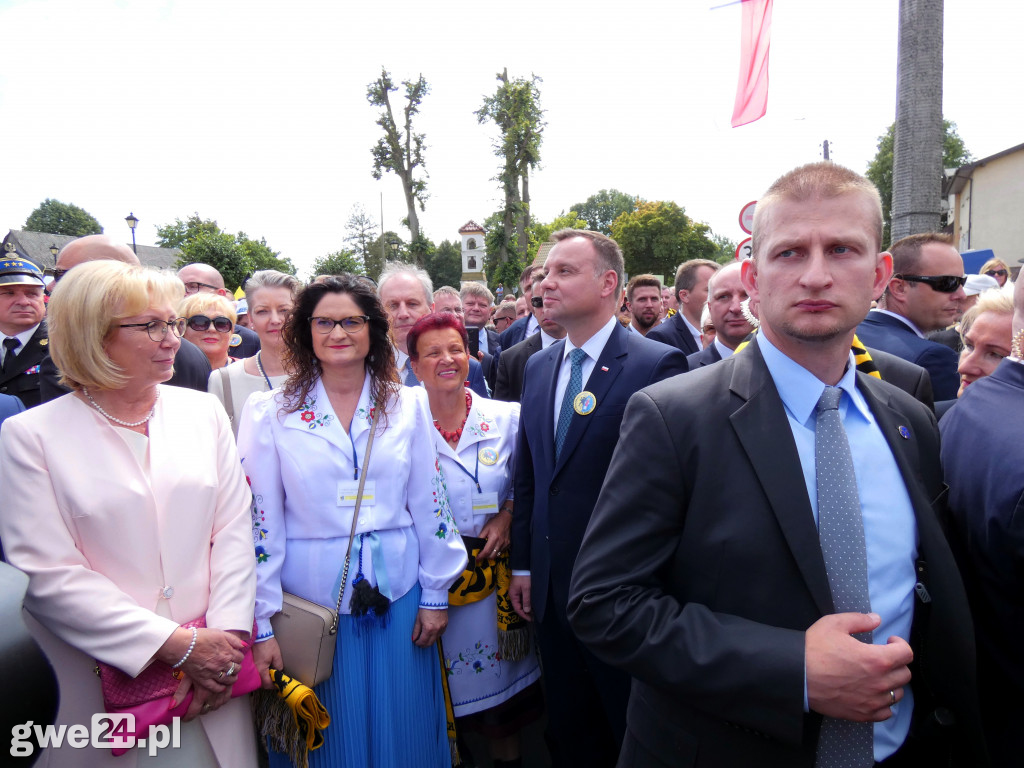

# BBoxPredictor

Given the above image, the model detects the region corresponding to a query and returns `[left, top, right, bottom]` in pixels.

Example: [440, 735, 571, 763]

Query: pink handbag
[96, 618, 260, 756]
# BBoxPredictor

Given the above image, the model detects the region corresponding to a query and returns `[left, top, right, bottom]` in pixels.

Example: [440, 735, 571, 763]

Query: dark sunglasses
[893, 274, 967, 293]
[187, 314, 234, 333]
[985, 269, 1008, 278]
[531, 296, 544, 308]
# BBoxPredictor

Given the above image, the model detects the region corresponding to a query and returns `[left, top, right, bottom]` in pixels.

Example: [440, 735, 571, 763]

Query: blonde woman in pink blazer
[0, 261, 257, 768]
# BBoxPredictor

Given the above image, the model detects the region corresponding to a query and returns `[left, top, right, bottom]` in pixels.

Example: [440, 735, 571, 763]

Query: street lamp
[388, 239, 401, 260]
[49, 243, 59, 261]
[125, 212, 139, 255]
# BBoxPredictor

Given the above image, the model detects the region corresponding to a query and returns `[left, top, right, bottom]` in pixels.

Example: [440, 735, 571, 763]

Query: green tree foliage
[368, 69, 429, 263]
[711, 233, 740, 264]
[866, 120, 972, 249]
[611, 201, 718, 278]
[476, 70, 545, 269]
[568, 190, 639, 236]
[482, 210, 524, 296]
[423, 239, 462, 291]
[531, 211, 588, 252]
[364, 231, 407, 282]
[343, 205, 378, 269]
[309, 249, 364, 279]
[24, 198, 103, 236]
[162, 214, 294, 292]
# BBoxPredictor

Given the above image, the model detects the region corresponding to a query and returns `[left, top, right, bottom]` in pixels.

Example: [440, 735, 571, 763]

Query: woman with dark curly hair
[237, 275, 467, 767]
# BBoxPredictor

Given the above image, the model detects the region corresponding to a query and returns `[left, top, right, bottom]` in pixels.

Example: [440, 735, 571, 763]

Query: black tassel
[349, 575, 391, 618]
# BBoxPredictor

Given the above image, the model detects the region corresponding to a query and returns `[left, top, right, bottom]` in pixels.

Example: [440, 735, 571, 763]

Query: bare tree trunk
[518, 168, 531, 259]
[892, 0, 943, 241]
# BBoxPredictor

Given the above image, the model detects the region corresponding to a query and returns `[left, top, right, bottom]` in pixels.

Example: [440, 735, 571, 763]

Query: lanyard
[449, 449, 482, 493]
[347, 426, 360, 480]
[254, 352, 274, 391]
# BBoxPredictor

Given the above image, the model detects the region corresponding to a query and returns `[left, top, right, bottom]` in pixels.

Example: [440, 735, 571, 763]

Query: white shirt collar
[563, 316, 618, 364]
[871, 309, 925, 339]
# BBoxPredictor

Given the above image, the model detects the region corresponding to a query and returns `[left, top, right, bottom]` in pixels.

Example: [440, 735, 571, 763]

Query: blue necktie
[555, 348, 587, 459]
[814, 385, 873, 768]
[403, 357, 419, 386]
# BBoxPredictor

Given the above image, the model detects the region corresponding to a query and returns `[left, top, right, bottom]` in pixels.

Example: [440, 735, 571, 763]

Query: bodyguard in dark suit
[646, 258, 719, 355]
[569, 163, 986, 767]
[0, 259, 48, 408]
[510, 230, 688, 767]
[498, 265, 541, 349]
[686, 261, 755, 370]
[939, 282, 1024, 765]
[855, 233, 967, 402]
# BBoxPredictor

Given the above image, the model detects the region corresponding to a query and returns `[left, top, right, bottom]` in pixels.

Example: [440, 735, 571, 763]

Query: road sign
[738, 201, 757, 234]
[735, 237, 752, 261]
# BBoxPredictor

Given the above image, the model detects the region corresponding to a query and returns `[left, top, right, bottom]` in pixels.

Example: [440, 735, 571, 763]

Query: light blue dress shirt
[757, 333, 918, 762]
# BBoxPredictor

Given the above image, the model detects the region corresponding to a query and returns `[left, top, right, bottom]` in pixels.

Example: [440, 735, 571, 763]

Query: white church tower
[459, 221, 486, 283]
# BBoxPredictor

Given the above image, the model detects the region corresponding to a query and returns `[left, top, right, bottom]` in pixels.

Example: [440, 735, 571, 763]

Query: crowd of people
[0, 159, 1019, 768]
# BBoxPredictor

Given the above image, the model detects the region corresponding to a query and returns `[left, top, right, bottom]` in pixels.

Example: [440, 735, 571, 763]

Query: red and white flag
[732, 0, 773, 127]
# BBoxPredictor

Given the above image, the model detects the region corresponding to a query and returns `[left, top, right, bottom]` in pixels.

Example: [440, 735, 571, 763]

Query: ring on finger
[225, 662, 236, 677]
[202, 703, 211, 714]
[888, 689, 896, 706]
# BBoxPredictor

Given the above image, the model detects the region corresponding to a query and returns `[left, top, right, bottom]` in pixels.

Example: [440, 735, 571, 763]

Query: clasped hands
[159, 627, 250, 721]
[806, 612, 912, 723]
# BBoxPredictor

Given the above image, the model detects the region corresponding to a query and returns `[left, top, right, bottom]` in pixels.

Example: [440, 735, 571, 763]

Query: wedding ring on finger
[202, 703, 211, 714]
[225, 662, 236, 677]
[888, 689, 896, 706]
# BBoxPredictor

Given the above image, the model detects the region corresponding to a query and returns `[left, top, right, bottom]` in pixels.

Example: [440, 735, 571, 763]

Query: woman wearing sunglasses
[208, 270, 300, 437]
[0, 261, 258, 766]
[237, 275, 467, 767]
[179, 293, 239, 372]
[979, 256, 1012, 288]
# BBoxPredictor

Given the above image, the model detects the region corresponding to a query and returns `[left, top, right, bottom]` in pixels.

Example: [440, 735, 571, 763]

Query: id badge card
[471, 491, 499, 517]
[338, 480, 376, 507]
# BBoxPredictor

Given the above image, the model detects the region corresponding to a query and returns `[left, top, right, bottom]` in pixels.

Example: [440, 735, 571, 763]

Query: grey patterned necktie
[814, 385, 873, 768]
[403, 357, 419, 386]
[555, 348, 587, 459]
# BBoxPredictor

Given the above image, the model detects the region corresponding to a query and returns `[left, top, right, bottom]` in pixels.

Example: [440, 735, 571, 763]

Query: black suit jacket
[498, 315, 530, 350]
[646, 312, 700, 356]
[231, 324, 261, 358]
[868, 347, 934, 412]
[686, 343, 723, 369]
[857, 312, 960, 401]
[513, 322, 688, 622]
[493, 332, 543, 402]
[568, 342, 986, 767]
[0, 324, 48, 408]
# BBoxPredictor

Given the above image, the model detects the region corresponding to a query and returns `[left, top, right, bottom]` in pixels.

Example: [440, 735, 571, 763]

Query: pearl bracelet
[171, 627, 198, 669]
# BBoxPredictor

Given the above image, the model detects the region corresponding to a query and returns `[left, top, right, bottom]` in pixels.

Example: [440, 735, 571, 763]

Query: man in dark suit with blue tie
[509, 229, 688, 767]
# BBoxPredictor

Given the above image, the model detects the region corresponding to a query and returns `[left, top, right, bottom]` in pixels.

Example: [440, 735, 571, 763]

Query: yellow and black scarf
[733, 332, 881, 379]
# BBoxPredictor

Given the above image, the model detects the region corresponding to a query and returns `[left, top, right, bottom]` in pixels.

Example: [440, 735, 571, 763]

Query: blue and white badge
[574, 391, 596, 416]
[479, 447, 498, 466]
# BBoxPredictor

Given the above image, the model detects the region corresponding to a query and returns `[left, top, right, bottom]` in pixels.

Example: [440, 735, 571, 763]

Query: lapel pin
[600, 366, 609, 372]
[573, 391, 596, 416]
[39, 338, 48, 346]
[479, 448, 498, 465]
[898, 425, 910, 439]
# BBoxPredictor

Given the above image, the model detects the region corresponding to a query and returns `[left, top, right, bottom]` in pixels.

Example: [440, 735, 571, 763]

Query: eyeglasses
[119, 318, 186, 342]
[310, 315, 370, 334]
[494, 315, 514, 326]
[187, 315, 234, 333]
[985, 269, 1008, 278]
[893, 274, 967, 293]
[51, 268, 70, 283]
[183, 281, 220, 295]
[531, 297, 544, 308]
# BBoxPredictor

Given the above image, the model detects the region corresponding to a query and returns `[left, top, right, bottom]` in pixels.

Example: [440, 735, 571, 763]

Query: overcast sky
[1, 0, 1021, 277]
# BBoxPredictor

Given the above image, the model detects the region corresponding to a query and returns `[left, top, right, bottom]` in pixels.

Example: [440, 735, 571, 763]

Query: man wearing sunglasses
[857, 233, 966, 401]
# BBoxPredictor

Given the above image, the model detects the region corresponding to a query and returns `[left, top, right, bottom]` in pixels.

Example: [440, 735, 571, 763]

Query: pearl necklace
[255, 351, 274, 390]
[82, 386, 159, 427]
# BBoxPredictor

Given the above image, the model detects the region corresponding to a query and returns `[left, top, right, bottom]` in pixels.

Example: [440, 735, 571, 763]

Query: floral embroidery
[430, 457, 458, 539]
[446, 641, 500, 679]
[297, 395, 333, 430]
[355, 404, 377, 425]
[465, 409, 494, 438]
[247, 475, 270, 564]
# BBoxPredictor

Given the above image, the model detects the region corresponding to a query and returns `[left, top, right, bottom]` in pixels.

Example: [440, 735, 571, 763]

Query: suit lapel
[729, 345, 834, 615]
[529, 340, 562, 474]
[553, 325, 627, 476]
[0, 325, 47, 384]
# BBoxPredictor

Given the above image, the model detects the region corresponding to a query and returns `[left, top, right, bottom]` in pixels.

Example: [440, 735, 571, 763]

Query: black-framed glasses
[531, 296, 544, 308]
[119, 318, 186, 342]
[183, 281, 220, 295]
[893, 274, 967, 293]
[187, 315, 234, 333]
[985, 269, 1008, 278]
[310, 315, 370, 334]
[51, 268, 70, 283]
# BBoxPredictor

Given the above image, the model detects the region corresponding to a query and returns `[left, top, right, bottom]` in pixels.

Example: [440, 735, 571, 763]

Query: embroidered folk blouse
[237, 372, 467, 640]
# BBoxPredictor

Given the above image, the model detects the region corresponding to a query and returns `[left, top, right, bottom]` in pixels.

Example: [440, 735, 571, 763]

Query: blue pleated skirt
[268, 584, 450, 768]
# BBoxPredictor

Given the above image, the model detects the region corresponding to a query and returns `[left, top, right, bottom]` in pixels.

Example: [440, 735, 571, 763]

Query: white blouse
[237, 372, 467, 640]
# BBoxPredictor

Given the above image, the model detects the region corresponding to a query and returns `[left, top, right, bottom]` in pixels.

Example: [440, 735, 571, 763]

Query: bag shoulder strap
[218, 366, 234, 422]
